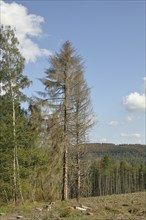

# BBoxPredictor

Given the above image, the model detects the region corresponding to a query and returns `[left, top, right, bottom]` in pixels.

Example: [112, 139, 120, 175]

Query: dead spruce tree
[39, 41, 94, 200]
[71, 68, 94, 201]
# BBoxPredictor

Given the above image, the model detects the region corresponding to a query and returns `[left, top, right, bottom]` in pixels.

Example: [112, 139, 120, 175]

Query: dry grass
[0, 192, 145, 219]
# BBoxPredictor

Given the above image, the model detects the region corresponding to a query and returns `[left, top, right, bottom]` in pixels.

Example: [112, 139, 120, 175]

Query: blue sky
[1, 0, 145, 144]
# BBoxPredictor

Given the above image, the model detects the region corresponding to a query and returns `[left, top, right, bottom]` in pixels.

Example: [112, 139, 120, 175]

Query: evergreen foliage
[0, 26, 145, 205]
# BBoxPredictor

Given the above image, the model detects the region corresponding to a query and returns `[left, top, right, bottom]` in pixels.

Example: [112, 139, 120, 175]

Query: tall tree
[38, 41, 94, 200]
[0, 25, 30, 204]
[71, 67, 94, 201]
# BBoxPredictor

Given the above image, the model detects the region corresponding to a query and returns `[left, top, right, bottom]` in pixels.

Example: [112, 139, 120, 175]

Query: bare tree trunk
[3, 189, 9, 203]
[62, 145, 68, 200]
[12, 88, 17, 205]
[16, 153, 24, 204]
[10, 79, 24, 205]
[76, 151, 80, 201]
[62, 66, 69, 201]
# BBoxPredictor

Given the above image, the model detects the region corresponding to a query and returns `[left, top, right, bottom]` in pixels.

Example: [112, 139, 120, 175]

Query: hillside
[82, 143, 146, 164]
[0, 192, 145, 219]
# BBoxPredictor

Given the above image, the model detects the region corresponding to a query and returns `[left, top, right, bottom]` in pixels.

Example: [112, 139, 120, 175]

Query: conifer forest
[0, 25, 145, 206]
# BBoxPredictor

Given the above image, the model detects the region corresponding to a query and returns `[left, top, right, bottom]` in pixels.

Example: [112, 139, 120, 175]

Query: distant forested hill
[82, 143, 146, 164]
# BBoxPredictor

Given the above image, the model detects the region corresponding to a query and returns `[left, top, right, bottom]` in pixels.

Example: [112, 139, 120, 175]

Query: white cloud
[108, 116, 136, 127]
[108, 120, 119, 126]
[126, 115, 135, 122]
[122, 78, 146, 112]
[122, 92, 146, 112]
[1, 0, 51, 63]
[120, 133, 145, 144]
[100, 138, 108, 143]
[120, 133, 144, 138]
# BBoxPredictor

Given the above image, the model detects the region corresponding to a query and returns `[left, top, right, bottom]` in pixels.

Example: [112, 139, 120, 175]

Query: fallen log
[81, 204, 92, 210]
[74, 206, 86, 212]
